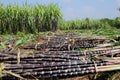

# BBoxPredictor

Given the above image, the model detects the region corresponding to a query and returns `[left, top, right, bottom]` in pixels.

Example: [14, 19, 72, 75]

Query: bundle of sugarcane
[1, 47, 120, 79]
[24, 34, 70, 50]
[1, 58, 120, 79]
[23, 33, 110, 51]
[24, 37, 111, 51]
[1, 47, 120, 63]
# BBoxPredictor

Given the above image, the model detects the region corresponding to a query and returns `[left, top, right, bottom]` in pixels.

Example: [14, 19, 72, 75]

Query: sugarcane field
[0, 1, 120, 80]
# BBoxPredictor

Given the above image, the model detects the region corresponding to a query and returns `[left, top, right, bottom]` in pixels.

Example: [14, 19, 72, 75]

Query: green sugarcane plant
[0, 3, 62, 34]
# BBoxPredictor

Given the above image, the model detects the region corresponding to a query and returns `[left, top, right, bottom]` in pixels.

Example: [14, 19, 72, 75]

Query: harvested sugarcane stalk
[4, 61, 120, 73]
[4, 60, 120, 70]
[1, 34, 120, 79]
[6, 63, 120, 78]
[24, 34, 110, 51]
[1, 56, 120, 79]
[1, 48, 120, 63]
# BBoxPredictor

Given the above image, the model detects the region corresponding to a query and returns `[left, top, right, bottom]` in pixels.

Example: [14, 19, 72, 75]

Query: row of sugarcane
[24, 34, 108, 51]
[0, 34, 118, 79]
[0, 4, 62, 34]
[0, 33, 110, 52]
[0, 47, 120, 79]
[1, 47, 120, 62]
[0, 3, 117, 34]
[1, 47, 120, 63]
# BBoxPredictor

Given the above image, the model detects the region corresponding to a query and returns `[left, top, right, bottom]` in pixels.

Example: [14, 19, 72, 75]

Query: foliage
[0, 3, 62, 34]
[16, 33, 35, 46]
[58, 18, 111, 30]
[0, 42, 6, 49]
[0, 3, 120, 34]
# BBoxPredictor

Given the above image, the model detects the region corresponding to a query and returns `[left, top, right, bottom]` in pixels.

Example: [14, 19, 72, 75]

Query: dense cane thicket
[0, 3, 120, 34]
[58, 17, 120, 30]
[0, 4, 62, 34]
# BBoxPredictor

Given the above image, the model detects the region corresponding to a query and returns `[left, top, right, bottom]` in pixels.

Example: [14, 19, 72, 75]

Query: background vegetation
[0, 3, 62, 34]
[58, 17, 120, 30]
[0, 4, 120, 34]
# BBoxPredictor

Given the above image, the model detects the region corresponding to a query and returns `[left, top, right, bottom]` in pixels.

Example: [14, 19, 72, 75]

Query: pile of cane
[0, 33, 120, 79]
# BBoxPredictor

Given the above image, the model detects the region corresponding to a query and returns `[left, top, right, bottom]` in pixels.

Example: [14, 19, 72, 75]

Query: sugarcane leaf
[0, 42, 6, 49]
[16, 39, 23, 46]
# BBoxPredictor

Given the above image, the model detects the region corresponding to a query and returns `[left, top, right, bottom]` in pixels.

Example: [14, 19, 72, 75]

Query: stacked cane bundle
[0, 34, 119, 79]
[24, 34, 109, 51]
[0, 47, 120, 79]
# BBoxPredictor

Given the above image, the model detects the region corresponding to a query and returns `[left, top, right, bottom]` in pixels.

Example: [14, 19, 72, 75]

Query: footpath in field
[0, 33, 120, 80]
